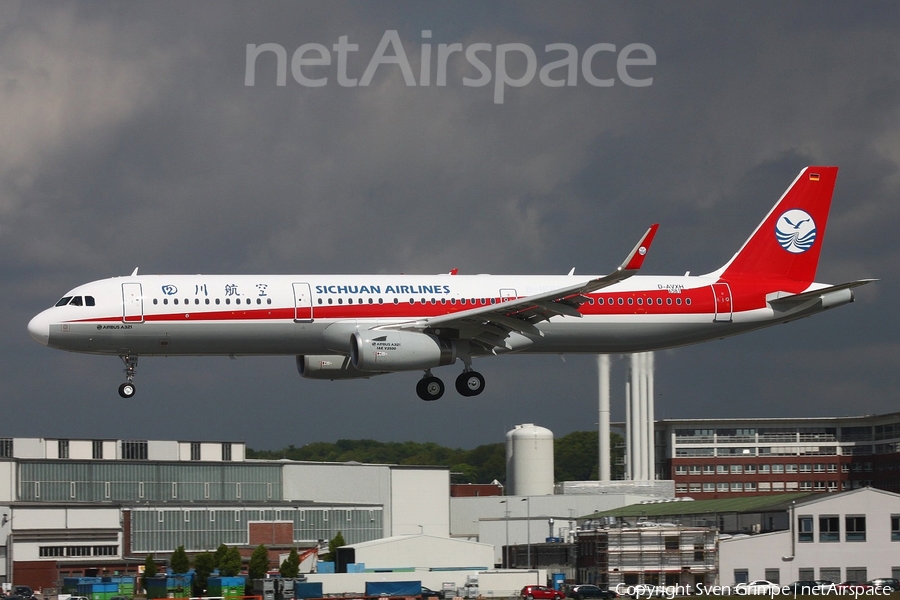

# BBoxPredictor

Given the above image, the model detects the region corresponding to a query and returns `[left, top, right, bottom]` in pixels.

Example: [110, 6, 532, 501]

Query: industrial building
[0, 436, 449, 590]
[719, 487, 900, 585]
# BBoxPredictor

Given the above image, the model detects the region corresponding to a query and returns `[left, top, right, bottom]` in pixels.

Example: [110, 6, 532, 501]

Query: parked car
[735, 581, 781, 595]
[421, 587, 443, 599]
[835, 582, 872, 592]
[568, 585, 617, 599]
[868, 579, 900, 593]
[787, 581, 833, 594]
[521, 586, 565, 600]
[13, 587, 34, 600]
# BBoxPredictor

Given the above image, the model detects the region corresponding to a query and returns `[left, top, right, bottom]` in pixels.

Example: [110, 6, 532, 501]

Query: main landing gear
[416, 368, 485, 401]
[118, 354, 138, 398]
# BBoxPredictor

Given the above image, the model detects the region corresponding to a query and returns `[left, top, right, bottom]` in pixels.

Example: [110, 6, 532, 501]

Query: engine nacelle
[351, 330, 456, 372]
[297, 355, 387, 380]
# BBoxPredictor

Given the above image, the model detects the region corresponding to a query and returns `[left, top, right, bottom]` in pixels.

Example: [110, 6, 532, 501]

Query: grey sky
[3, 1, 895, 450]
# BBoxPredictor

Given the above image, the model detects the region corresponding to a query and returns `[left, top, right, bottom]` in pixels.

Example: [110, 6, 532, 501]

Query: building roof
[584, 492, 818, 518]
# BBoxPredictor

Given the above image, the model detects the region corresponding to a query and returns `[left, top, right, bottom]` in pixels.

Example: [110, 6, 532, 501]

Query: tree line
[247, 430, 624, 483]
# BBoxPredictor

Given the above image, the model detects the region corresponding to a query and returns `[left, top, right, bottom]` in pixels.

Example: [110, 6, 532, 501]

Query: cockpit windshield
[55, 296, 95, 307]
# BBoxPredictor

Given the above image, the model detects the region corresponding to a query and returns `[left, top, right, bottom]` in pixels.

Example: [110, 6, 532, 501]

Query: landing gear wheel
[118, 354, 138, 398]
[455, 371, 485, 396]
[416, 376, 445, 401]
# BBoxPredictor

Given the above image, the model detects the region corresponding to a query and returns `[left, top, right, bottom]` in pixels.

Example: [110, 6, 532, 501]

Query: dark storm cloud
[2, 1, 896, 450]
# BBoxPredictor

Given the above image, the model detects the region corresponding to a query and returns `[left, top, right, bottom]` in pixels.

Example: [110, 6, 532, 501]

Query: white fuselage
[27, 272, 842, 358]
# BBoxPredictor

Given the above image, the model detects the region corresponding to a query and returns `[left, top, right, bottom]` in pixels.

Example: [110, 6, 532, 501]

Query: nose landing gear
[118, 354, 138, 398]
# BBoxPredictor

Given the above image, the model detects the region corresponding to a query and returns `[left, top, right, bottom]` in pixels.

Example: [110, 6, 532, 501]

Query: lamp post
[500, 500, 510, 567]
[522, 497, 530, 568]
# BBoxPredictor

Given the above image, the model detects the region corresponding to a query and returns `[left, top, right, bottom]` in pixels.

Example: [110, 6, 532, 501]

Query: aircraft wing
[380, 224, 658, 352]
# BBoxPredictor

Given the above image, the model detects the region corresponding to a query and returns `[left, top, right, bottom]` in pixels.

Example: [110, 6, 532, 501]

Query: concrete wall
[390, 469, 449, 537]
[306, 569, 545, 597]
[350, 535, 492, 570]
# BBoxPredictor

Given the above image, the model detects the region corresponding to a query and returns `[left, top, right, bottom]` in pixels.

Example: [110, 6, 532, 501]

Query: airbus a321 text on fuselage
[28, 166, 873, 400]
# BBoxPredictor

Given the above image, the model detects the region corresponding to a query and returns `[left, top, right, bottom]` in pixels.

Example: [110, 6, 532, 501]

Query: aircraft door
[712, 282, 733, 323]
[500, 288, 517, 302]
[122, 283, 144, 323]
[293, 283, 314, 322]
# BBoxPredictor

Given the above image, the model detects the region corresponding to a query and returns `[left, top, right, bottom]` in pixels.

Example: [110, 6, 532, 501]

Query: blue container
[294, 582, 324, 600]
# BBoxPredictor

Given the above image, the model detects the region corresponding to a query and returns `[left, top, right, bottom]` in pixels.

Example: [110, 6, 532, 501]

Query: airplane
[28, 166, 873, 401]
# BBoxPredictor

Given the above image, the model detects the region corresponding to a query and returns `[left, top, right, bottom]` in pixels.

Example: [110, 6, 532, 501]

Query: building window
[93, 545, 118, 556]
[0, 438, 13, 458]
[734, 570, 749, 584]
[122, 440, 148, 460]
[717, 465, 727, 474]
[688, 483, 700, 493]
[745, 482, 757, 492]
[58, 439, 69, 459]
[717, 482, 728, 492]
[772, 464, 785, 473]
[820, 516, 840, 542]
[39, 546, 65, 557]
[703, 483, 715, 492]
[846, 516, 866, 542]
[703, 465, 715, 475]
[746, 465, 756, 474]
[664, 536, 679, 550]
[892, 515, 900, 541]
[798, 516, 814, 542]
[765, 569, 780, 584]
[676, 483, 688, 493]
[759, 464, 770, 473]
[731, 465, 743, 474]
[66, 546, 91, 556]
[92, 440, 104, 459]
[222, 442, 232, 461]
[731, 482, 743, 492]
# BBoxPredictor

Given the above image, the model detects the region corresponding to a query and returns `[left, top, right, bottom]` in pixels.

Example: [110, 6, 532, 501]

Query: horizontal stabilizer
[767, 279, 876, 307]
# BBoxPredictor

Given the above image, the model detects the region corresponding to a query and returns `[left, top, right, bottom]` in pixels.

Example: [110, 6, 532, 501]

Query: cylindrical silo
[506, 423, 554, 496]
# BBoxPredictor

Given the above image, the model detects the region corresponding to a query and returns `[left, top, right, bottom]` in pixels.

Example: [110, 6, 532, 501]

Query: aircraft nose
[28, 311, 50, 346]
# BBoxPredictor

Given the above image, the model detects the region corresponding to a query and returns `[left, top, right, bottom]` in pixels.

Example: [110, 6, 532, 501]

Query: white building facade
[719, 488, 900, 585]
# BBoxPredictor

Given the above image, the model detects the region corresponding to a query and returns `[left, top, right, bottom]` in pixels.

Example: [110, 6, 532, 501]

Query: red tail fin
[716, 166, 838, 284]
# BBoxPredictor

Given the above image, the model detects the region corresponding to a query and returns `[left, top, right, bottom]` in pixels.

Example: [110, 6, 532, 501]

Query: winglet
[619, 224, 659, 272]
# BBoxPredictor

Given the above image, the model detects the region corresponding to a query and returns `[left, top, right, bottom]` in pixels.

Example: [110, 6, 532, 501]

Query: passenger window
[393, 298, 398, 305]
[628, 298, 634, 305]
[617, 297, 624, 305]
[327, 298, 333, 305]
[676, 298, 682, 305]
[215, 299, 220, 305]
[174, 299, 179, 305]
[347, 298, 353, 304]
[317, 299, 323, 305]
[686, 298, 692, 305]
[195, 299, 200, 305]
[70, 296, 83, 306]
[267, 298, 272, 304]
[55, 296, 73, 307]
[225, 299, 230, 305]
[666, 298, 672, 305]
[153, 299, 158, 305]
[205, 299, 210, 305]
[85, 296, 95, 306]
[246, 298, 251, 305]
[257, 298, 261, 305]
[598, 297, 604, 305]
[163, 299, 169, 305]
[656, 298, 662, 305]
[637, 298, 643, 305]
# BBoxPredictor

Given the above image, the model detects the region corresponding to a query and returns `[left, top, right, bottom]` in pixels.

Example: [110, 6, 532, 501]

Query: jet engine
[350, 330, 456, 372]
[296, 355, 387, 380]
